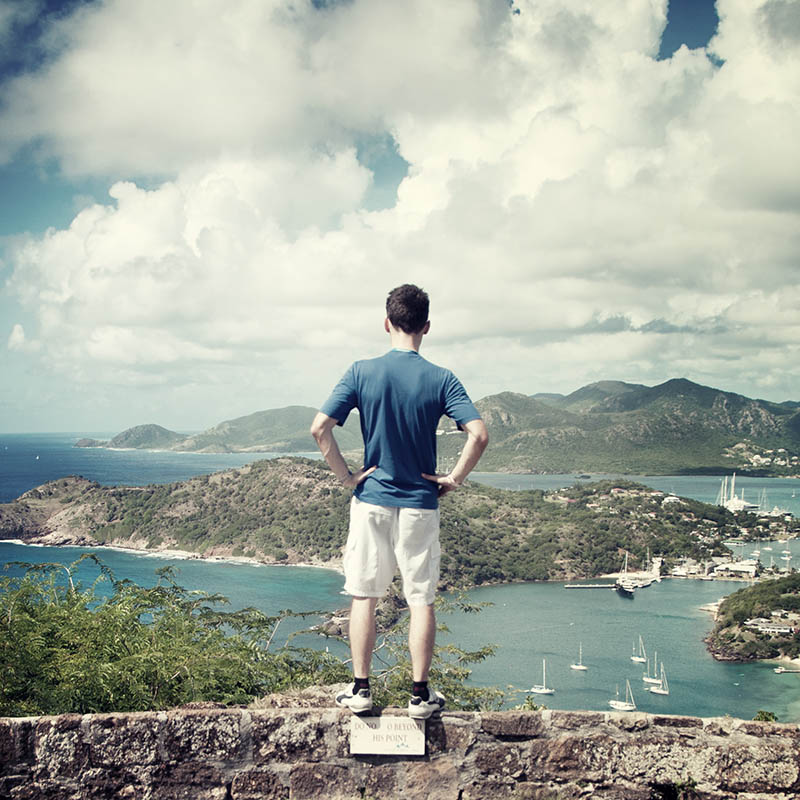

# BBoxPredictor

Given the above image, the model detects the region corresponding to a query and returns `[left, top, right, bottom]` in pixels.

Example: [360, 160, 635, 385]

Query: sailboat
[649, 663, 670, 695]
[528, 658, 555, 694]
[615, 551, 636, 597]
[570, 642, 588, 671]
[609, 679, 636, 711]
[643, 652, 661, 684]
[630, 635, 647, 663]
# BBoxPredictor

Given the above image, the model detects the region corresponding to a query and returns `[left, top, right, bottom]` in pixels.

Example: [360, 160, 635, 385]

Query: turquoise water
[3, 434, 800, 720]
[5, 538, 800, 720]
[0, 540, 348, 652]
[439, 577, 800, 720]
[0, 432, 320, 503]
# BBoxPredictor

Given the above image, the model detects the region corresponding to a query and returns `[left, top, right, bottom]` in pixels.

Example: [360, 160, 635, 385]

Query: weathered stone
[426, 717, 477, 755]
[33, 715, 88, 778]
[162, 709, 243, 763]
[402, 758, 460, 800]
[288, 762, 360, 799]
[230, 768, 289, 799]
[652, 715, 704, 730]
[548, 709, 606, 731]
[362, 763, 399, 798]
[473, 742, 525, 780]
[0, 718, 34, 775]
[148, 762, 229, 799]
[85, 712, 162, 767]
[4, 706, 800, 799]
[480, 711, 545, 738]
[251, 710, 331, 762]
[606, 711, 650, 731]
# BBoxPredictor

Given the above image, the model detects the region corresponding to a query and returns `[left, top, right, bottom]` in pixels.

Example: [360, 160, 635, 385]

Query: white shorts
[343, 496, 441, 606]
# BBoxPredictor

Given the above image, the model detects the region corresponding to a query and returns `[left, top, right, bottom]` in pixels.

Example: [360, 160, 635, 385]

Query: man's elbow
[310, 413, 329, 442]
[471, 422, 489, 451]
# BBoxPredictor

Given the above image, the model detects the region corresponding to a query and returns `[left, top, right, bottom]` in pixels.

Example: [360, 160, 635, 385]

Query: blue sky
[1, 0, 799, 433]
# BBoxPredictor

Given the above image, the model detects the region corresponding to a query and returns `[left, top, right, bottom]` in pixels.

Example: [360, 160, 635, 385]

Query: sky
[1, 0, 799, 433]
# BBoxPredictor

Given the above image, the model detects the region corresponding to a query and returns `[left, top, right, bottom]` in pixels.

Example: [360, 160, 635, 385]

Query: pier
[564, 583, 616, 589]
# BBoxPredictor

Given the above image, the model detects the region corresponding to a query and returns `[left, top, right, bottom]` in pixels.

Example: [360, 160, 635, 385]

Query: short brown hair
[386, 284, 429, 334]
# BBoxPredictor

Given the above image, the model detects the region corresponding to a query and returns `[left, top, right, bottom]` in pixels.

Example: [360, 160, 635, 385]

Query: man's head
[386, 284, 430, 335]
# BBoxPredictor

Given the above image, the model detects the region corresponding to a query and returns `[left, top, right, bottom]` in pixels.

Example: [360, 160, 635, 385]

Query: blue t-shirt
[320, 349, 480, 509]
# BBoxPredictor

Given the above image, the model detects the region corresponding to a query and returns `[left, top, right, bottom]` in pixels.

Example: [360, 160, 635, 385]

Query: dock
[564, 583, 616, 589]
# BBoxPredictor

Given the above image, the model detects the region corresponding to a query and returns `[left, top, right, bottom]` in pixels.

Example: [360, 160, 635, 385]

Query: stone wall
[2, 704, 799, 800]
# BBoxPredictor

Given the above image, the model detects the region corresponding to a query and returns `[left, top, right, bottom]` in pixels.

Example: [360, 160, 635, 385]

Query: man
[310, 284, 488, 718]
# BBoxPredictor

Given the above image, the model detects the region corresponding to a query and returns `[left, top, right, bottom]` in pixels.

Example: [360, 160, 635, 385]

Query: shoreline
[0, 538, 345, 575]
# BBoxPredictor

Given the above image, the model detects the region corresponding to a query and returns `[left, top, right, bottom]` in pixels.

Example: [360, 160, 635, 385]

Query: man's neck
[389, 330, 424, 352]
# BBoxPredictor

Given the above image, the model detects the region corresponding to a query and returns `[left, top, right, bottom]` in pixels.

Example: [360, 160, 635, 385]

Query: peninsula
[2, 458, 797, 589]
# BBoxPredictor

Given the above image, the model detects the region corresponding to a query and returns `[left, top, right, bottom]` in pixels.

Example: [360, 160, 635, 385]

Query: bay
[3, 433, 800, 720]
[439, 576, 800, 721]
[0, 432, 319, 504]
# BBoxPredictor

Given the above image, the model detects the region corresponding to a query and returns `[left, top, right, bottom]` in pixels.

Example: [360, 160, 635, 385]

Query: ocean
[3, 432, 800, 719]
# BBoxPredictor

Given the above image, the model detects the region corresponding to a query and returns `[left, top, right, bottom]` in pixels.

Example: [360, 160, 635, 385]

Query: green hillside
[707, 574, 800, 661]
[75, 406, 363, 454]
[4, 458, 797, 589]
[437, 379, 800, 475]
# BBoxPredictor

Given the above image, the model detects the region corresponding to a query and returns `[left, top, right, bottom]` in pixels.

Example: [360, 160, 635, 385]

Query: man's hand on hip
[342, 466, 378, 489]
[421, 472, 461, 496]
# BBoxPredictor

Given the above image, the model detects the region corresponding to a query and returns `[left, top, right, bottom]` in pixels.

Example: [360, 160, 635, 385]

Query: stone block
[651, 715, 703, 730]
[473, 742, 525, 780]
[402, 759, 461, 800]
[231, 768, 289, 799]
[252, 711, 330, 763]
[288, 762, 360, 799]
[480, 711, 545, 738]
[85, 712, 163, 767]
[148, 762, 229, 799]
[526, 735, 608, 782]
[362, 763, 399, 798]
[549, 709, 606, 731]
[162, 709, 243, 763]
[33, 715, 88, 778]
[0, 718, 34, 776]
[426, 717, 477, 755]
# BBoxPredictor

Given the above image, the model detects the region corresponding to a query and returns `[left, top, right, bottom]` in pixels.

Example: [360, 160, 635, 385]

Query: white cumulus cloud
[1, 0, 800, 426]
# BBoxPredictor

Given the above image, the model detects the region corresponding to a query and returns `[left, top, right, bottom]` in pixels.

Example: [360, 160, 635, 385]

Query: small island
[706, 574, 800, 662]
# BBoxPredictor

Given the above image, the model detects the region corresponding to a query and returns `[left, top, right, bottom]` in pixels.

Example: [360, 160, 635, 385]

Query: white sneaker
[335, 683, 373, 714]
[408, 688, 445, 719]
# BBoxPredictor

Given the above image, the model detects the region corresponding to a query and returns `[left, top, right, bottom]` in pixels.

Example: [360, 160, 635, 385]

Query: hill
[74, 378, 800, 475]
[706, 574, 800, 662]
[75, 406, 363, 454]
[436, 379, 800, 475]
[3, 458, 797, 588]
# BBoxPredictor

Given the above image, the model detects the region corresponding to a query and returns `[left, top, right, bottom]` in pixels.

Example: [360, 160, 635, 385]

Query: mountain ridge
[76, 378, 800, 476]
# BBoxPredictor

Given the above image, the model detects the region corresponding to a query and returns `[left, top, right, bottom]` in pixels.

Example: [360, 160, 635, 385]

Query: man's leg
[349, 596, 378, 678]
[408, 603, 435, 681]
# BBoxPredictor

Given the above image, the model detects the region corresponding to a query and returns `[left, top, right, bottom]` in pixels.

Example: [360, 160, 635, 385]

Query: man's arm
[310, 412, 376, 489]
[422, 418, 488, 496]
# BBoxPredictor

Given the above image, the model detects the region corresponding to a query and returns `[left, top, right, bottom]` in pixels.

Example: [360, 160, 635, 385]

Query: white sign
[349, 715, 426, 755]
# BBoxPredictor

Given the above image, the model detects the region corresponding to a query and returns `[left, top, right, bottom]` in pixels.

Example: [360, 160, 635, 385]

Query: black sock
[353, 677, 370, 693]
[412, 681, 429, 700]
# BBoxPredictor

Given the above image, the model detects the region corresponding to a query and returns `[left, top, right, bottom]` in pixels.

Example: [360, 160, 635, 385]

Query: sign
[349, 715, 426, 755]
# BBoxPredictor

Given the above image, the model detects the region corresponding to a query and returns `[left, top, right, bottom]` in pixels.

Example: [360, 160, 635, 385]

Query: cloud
[2, 0, 800, 422]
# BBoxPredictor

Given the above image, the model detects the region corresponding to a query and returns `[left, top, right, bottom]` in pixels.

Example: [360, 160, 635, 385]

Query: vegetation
[0, 557, 502, 716]
[4, 464, 796, 591]
[77, 378, 800, 475]
[708, 574, 800, 661]
[0, 555, 349, 716]
[437, 379, 800, 475]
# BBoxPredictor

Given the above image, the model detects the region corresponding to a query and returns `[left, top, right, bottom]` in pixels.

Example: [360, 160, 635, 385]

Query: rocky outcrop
[2, 703, 799, 799]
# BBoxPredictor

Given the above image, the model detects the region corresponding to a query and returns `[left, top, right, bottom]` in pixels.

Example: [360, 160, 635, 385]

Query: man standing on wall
[310, 284, 489, 718]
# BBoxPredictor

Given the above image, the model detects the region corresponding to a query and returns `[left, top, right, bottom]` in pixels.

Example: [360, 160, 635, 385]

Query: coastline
[0, 538, 344, 575]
